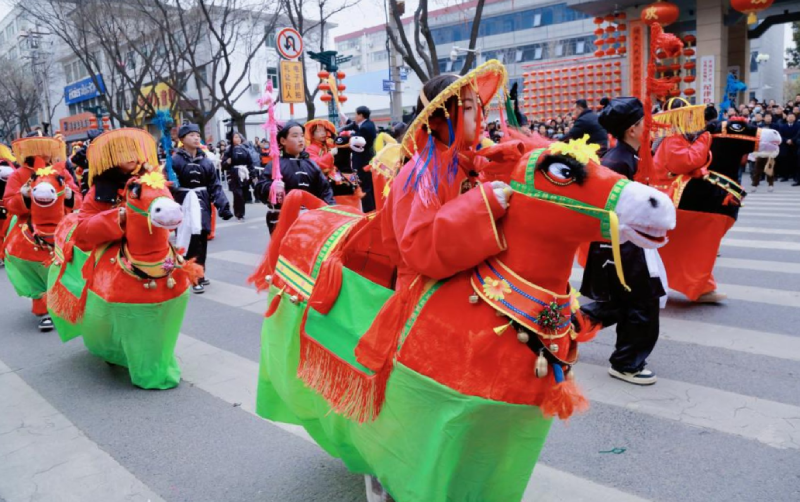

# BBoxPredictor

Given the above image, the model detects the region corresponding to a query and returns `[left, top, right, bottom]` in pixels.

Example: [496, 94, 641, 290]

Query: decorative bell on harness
[534, 350, 549, 378]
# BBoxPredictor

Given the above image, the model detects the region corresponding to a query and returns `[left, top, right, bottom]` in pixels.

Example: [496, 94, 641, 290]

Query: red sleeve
[307, 144, 334, 174]
[655, 132, 712, 177]
[72, 187, 124, 250]
[3, 168, 31, 218]
[392, 180, 507, 280]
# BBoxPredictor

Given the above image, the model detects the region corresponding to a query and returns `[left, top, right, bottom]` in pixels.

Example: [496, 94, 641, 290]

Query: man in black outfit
[340, 105, 377, 212]
[172, 123, 234, 294]
[565, 99, 608, 155]
[580, 97, 663, 386]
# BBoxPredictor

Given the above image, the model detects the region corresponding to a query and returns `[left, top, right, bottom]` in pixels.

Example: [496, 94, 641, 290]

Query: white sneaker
[750, 186, 757, 193]
[695, 290, 728, 303]
[365, 476, 395, 502]
[608, 367, 657, 385]
[768, 186, 774, 192]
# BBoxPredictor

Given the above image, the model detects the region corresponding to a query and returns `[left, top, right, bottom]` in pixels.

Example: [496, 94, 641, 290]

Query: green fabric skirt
[81, 290, 187, 390]
[47, 246, 90, 342]
[5, 254, 48, 299]
[256, 284, 553, 502]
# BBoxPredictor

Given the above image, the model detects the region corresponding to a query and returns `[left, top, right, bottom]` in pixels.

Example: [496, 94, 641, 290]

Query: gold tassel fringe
[652, 104, 706, 139]
[11, 137, 66, 163]
[86, 128, 159, 185]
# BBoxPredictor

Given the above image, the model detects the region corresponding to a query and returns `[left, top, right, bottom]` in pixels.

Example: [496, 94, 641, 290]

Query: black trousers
[186, 230, 209, 273]
[357, 167, 375, 213]
[228, 173, 246, 218]
[581, 296, 660, 373]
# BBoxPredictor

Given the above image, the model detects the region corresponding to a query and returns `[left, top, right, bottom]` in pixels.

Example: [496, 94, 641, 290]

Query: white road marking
[728, 226, 800, 236]
[578, 363, 800, 450]
[721, 238, 800, 252]
[0, 359, 165, 502]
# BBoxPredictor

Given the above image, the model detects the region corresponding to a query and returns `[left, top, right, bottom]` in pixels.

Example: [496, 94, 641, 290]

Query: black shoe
[792, 183, 800, 187]
[200, 278, 211, 286]
[38, 316, 54, 332]
[192, 283, 205, 294]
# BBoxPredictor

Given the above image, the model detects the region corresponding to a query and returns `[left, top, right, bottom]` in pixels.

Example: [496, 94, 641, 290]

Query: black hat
[178, 123, 201, 139]
[598, 97, 644, 138]
[276, 121, 304, 142]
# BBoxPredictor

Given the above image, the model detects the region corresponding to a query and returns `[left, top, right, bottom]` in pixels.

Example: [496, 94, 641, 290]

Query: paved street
[2, 186, 800, 502]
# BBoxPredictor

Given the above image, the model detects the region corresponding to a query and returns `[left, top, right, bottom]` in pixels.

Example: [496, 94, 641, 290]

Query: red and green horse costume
[48, 172, 201, 389]
[247, 138, 675, 501]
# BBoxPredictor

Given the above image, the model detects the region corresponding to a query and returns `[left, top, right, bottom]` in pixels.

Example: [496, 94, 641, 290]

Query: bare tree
[21, 0, 281, 133]
[0, 59, 44, 136]
[281, 0, 361, 119]
[387, 0, 486, 83]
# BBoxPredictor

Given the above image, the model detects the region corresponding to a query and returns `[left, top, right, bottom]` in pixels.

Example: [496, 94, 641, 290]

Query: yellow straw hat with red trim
[304, 119, 337, 144]
[12, 136, 66, 164]
[402, 59, 508, 157]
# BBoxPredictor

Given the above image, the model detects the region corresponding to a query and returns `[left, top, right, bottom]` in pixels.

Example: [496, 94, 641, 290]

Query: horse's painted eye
[729, 122, 744, 132]
[547, 163, 573, 181]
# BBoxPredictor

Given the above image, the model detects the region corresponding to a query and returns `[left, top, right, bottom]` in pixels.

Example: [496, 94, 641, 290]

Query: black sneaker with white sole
[192, 283, 205, 294]
[38, 316, 54, 332]
[200, 278, 211, 286]
[608, 367, 657, 385]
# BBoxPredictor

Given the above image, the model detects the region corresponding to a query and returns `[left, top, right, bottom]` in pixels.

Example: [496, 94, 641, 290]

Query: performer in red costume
[3, 133, 80, 223]
[71, 128, 160, 251]
[379, 65, 518, 291]
[0, 143, 18, 265]
[305, 119, 337, 173]
[650, 98, 713, 194]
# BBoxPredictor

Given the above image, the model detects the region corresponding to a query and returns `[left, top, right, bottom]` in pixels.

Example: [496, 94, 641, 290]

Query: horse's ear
[30, 172, 39, 182]
[56, 175, 65, 186]
[129, 182, 142, 200]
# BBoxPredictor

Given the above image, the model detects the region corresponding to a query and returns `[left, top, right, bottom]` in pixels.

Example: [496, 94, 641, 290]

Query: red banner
[629, 21, 646, 100]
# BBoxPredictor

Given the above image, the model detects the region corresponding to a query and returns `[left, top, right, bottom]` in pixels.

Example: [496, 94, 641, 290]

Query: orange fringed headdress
[11, 137, 66, 164]
[304, 119, 336, 145]
[652, 98, 706, 139]
[86, 128, 159, 185]
[638, 23, 684, 185]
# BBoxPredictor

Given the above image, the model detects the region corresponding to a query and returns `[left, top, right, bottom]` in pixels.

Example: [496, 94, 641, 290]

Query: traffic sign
[276, 27, 304, 60]
[280, 60, 305, 103]
[383, 80, 396, 92]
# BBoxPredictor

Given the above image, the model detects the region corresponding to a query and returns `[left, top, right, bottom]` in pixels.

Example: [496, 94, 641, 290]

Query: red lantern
[339, 95, 348, 103]
[684, 61, 696, 70]
[684, 75, 696, 83]
[731, 0, 773, 25]
[606, 37, 617, 44]
[337, 84, 346, 92]
[594, 50, 605, 57]
[604, 14, 615, 22]
[683, 48, 695, 57]
[320, 94, 332, 102]
[606, 47, 617, 55]
[683, 88, 696, 96]
[593, 16, 604, 24]
[641, 1, 680, 26]
[684, 34, 696, 45]
[617, 35, 627, 43]
[616, 12, 627, 20]
[594, 39, 605, 47]
[617, 24, 627, 32]
[336, 71, 346, 79]
[594, 28, 605, 36]
[605, 25, 616, 33]
[318, 82, 331, 91]
[318, 71, 330, 79]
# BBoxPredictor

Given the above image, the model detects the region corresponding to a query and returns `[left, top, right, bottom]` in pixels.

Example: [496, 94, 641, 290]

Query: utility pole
[387, 1, 404, 123]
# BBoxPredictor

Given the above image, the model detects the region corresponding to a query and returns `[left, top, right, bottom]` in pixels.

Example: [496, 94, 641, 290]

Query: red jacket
[652, 132, 712, 192]
[72, 185, 125, 251]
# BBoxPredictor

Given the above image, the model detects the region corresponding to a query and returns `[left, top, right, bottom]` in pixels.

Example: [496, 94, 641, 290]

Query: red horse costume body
[247, 61, 676, 502]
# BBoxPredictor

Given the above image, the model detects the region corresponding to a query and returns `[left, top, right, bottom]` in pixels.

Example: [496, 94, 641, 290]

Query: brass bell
[33, 246, 39, 251]
[566, 368, 575, 381]
[143, 282, 151, 289]
[516, 331, 530, 343]
[167, 277, 176, 289]
[534, 350, 549, 379]
[289, 295, 299, 304]
[549, 343, 559, 353]
[110, 258, 116, 264]
[265, 274, 273, 284]
[148, 280, 157, 289]
[468, 294, 479, 304]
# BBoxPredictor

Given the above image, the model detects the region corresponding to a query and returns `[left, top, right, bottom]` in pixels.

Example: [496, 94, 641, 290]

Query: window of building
[750, 51, 759, 73]
[555, 43, 564, 57]
[371, 51, 389, 62]
[267, 67, 278, 87]
[265, 29, 276, 48]
[533, 13, 542, 27]
[576, 40, 585, 55]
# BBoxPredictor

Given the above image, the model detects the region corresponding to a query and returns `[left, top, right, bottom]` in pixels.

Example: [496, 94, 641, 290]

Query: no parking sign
[276, 27, 304, 60]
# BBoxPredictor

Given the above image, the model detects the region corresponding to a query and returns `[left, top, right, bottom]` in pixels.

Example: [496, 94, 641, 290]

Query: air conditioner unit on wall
[249, 83, 259, 95]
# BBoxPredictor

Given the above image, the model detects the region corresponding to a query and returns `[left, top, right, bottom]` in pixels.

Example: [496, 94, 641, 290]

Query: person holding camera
[172, 124, 234, 294]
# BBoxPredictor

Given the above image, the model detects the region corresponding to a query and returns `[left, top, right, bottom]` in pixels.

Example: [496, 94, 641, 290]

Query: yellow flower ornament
[140, 170, 167, 190]
[35, 166, 57, 177]
[548, 134, 601, 165]
[483, 277, 512, 301]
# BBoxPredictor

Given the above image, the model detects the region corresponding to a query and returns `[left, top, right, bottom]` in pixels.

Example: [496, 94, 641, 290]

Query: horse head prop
[122, 170, 183, 261]
[706, 119, 780, 179]
[501, 135, 676, 293]
[28, 164, 70, 239]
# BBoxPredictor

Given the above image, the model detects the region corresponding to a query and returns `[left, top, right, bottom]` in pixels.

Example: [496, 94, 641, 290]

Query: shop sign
[64, 75, 106, 105]
[59, 112, 96, 137]
[700, 56, 715, 104]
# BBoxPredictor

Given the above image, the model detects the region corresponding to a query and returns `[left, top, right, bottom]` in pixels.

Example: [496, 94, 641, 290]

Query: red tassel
[265, 290, 283, 318]
[248, 191, 327, 292]
[178, 258, 204, 285]
[540, 379, 589, 420]
[572, 310, 602, 343]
